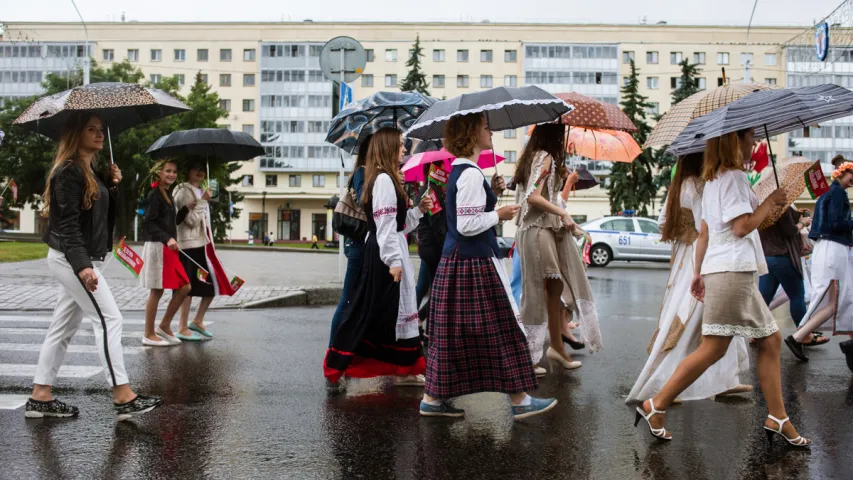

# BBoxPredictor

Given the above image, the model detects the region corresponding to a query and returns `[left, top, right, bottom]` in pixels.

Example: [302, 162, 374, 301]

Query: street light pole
[70, 0, 90, 85]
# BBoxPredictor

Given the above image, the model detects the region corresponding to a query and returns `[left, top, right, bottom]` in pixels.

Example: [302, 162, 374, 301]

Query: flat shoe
[155, 327, 181, 345]
[176, 331, 204, 342]
[142, 336, 171, 347]
[189, 323, 213, 339]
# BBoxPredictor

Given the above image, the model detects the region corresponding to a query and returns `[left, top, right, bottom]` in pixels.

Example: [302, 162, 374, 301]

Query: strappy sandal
[764, 415, 811, 448]
[634, 399, 672, 441]
[803, 333, 829, 347]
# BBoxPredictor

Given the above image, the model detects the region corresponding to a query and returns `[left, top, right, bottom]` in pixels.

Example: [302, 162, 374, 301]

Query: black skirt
[179, 246, 215, 297]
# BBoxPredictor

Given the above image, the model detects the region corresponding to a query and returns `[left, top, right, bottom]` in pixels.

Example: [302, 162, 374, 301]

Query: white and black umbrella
[405, 86, 573, 140]
[146, 128, 264, 162]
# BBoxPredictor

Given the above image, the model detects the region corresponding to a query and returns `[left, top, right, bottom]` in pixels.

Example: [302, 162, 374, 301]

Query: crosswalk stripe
[0, 343, 144, 355]
[0, 328, 141, 338]
[0, 316, 213, 327]
[0, 394, 30, 410]
[0, 364, 102, 378]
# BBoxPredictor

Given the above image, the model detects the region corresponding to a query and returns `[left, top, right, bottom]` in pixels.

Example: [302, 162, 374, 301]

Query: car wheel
[590, 244, 612, 267]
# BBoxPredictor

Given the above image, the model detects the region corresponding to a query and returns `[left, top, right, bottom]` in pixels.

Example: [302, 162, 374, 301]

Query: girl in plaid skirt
[420, 113, 558, 420]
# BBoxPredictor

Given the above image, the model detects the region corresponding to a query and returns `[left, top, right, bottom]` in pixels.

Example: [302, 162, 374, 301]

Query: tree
[608, 59, 658, 217]
[0, 61, 237, 241]
[399, 35, 430, 96]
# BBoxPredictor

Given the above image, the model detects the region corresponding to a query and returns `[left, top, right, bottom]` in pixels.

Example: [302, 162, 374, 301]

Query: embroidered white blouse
[454, 159, 499, 236]
[372, 172, 422, 269]
[700, 169, 768, 275]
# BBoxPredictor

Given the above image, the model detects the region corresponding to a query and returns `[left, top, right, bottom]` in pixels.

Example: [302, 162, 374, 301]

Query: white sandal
[764, 415, 811, 448]
[634, 399, 672, 441]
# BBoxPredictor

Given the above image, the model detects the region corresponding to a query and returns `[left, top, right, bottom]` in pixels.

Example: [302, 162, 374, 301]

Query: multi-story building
[1, 21, 804, 238]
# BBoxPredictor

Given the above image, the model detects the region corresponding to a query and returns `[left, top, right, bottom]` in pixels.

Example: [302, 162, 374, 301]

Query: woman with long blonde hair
[324, 127, 433, 386]
[27, 112, 162, 420]
[634, 129, 810, 448]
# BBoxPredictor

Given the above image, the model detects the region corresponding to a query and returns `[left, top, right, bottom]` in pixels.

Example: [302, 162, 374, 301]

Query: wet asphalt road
[1, 266, 852, 480]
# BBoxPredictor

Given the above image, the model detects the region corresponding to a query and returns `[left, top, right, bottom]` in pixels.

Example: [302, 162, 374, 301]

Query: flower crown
[831, 162, 853, 180]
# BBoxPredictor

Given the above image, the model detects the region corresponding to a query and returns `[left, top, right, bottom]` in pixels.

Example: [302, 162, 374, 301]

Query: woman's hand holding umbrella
[110, 164, 122, 185]
[491, 175, 506, 196]
[561, 171, 579, 201]
[496, 205, 520, 221]
[201, 189, 212, 201]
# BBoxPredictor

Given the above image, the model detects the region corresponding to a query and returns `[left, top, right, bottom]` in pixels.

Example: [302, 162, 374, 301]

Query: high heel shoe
[561, 334, 586, 351]
[763, 415, 811, 448]
[634, 399, 671, 441]
[546, 347, 582, 370]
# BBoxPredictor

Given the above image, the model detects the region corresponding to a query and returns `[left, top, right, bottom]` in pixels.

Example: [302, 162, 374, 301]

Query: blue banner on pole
[339, 82, 352, 110]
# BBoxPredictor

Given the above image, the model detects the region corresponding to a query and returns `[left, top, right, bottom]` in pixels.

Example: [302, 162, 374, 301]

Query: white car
[580, 216, 672, 267]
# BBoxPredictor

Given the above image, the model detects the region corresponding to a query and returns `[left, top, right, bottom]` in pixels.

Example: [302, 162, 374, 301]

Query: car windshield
[601, 219, 635, 232]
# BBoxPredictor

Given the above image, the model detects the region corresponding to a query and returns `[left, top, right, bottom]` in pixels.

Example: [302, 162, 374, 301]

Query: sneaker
[114, 395, 163, 421]
[24, 398, 79, 419]
[419, 401, 465, 418]
[395, 374, 426, 387]
[512, 397, 558, 420]
[534, 366, 547, 377]
[841, 340, 853, 373]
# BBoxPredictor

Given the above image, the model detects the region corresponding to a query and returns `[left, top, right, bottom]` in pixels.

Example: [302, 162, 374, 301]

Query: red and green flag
[428, 163, 448, 187]
[804, 161, 830, 199]
[113, 237, 144, 278]
[230, 275, 245, 292]
[197, 267, 210, 283]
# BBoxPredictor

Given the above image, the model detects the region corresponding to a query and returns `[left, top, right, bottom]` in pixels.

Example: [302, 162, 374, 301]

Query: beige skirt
[702, 272, 779, 339]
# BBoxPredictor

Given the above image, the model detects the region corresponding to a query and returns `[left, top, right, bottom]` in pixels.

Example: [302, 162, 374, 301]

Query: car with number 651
[579, 216, 672, 267]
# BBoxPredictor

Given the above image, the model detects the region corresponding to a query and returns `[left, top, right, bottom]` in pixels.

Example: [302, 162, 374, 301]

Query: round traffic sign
[319, 36, 367, 84]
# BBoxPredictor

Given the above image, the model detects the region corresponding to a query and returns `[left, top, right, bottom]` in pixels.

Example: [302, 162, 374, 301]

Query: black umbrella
[146, 128, 264, 162]
[572, 164, 599, 191]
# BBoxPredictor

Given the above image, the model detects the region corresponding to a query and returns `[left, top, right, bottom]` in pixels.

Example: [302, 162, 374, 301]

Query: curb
[241, 286, 342, 309]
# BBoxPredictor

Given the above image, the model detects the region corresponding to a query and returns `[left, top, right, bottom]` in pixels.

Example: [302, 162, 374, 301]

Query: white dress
[627, 178, 748, 402]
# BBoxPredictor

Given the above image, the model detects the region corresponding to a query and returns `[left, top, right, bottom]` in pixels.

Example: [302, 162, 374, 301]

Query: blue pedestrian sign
[339, 82, 353, 110]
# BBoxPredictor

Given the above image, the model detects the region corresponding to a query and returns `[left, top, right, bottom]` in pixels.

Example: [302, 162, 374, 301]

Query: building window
[765, 53, 777, 66]
[243, 74, 255, 86]
[197, 49, 208, 61]
[200, 74, 209, 85]
[766, 78, 777, 85]
[242, 124, 254, 136]
[433, 75, 445, 88]
[457, 75, 469, 88]
[385, 74, 398, 87]
[361, 74, 374, 87]
[265, 174, 278, 187]
[671, 77, 682, 89]
[366, 49, 374, 62]
[718, 77, 725, 87]
[457, 49, 469, 62]
[504, 129, 517, 139]
[670, 52, 683, 64]
[623, 76, 631, 86]
[717, 52, 730, 65]
[243, 99, 255, 112]
[220, 49, 232, 61]
[647, 77, 659, 89]
[151, 49, 162, 62]
[504, 75, 517, 87]
[127, 49, 139, 62]
[242, 175, 254, 187]
[289, 175, 301, 187]
[647, 102, 660, 116]
[480, 75, 493, 88]
[646, 51, 659, 64]
[244, 49, 256, 61]
[504, 151, 517, 163]
[103, 49, 114, 61]
[480, 50, 493, 62]
[174, 49, 185, 61]
[219, 99, 231, 111]
[693, 52, 705, 64]
[623, 51, 634, 64]
[150, 74, 162, 84]
[220, 74, 231, 86]
[698, 77, 707, 89]
[505, 50, 517, 62]
[385, 49, 397, 62]
[433, 49, 445, 62]
[174, 74, 185, 85]
[740, 52, 753, 66]
[313, 174, 325, 187]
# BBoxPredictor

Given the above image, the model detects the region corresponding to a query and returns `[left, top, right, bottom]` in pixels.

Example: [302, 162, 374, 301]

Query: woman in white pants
[27, 113, 162, 420]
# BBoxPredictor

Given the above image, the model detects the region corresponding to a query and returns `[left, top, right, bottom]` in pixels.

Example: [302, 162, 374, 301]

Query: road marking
[0, 343, 144, 355]
[0, 316, 213, 327]
[0, 394, 30, 410]
[0, 364, 102, 378]
[0, 328, 141, 338]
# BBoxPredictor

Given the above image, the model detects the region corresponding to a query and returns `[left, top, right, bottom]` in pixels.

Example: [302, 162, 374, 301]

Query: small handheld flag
[229, 275, 245, 293]
[804, 161, 829, 199]
[425, 187, 443, 216]
[197, 267, 210, 283]
[428, 163, 448, 187]
[9, 179, 17, 203]
[113, 237, 145, 277]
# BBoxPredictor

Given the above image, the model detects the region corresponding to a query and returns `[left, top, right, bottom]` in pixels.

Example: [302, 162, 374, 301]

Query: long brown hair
[515, 123, 566, 188]
[361, 128, 407, 207]
[355, 134, 372, 170]
[702, 129, 749, 181]
[42, 112, 102, 213]
[661, 152, 703, 242]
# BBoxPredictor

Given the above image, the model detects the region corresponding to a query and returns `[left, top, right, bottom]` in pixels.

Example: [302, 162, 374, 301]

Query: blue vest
[442, 163, 500, 259]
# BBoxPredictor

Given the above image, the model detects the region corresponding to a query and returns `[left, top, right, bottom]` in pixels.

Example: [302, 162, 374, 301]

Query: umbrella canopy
[645, 82, 780, 149]
[563, 127, 641, 163]
[405, 86, 572, 140]
[13, 82, 190, 140]
[555, 93, 637, 132]
[326, 91, 436, 154]
[401, 148, 505, 183]
[571, 164, 600, 191]
[752, 158, 814, 230]
[667, 84, 853, 156]
[146, 128, 264, 162]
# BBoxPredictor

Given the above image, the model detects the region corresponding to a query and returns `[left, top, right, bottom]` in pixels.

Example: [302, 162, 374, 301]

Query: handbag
[332, 175, 368, 242]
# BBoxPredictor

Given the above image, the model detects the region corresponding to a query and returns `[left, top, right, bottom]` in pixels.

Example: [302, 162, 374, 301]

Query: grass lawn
[0, 242, 48, 263]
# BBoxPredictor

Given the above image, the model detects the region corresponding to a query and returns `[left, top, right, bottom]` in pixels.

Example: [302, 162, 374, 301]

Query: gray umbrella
[405, 86, 573, 140]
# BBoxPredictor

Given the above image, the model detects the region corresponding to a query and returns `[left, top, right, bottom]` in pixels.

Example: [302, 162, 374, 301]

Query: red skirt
[139, 242, 190, 290]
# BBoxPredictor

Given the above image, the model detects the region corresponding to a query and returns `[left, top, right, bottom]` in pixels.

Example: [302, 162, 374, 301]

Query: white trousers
[34, 248, 129, 387]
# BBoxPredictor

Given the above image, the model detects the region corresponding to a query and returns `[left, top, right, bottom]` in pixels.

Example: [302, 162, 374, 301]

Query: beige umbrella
[645, 82, 781, 149]
[753, 157, 814, 230]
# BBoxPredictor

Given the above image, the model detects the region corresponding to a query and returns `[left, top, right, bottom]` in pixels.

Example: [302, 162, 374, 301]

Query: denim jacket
[809, 180, 853, 247]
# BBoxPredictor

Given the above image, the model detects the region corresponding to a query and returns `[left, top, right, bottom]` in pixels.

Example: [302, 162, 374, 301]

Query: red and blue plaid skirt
[425, 250, 537, 399]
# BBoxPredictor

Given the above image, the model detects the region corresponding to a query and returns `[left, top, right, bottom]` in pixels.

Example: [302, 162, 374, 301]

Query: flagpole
[0, 184, 8, 199]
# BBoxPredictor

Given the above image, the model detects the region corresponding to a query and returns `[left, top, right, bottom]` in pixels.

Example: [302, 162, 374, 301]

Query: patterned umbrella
[555, 92, 637, 132]
[645, 82, 780, 149]
[326, 91, 437, 155]
[752, 158, 813, 230]
[565, 127, 641, 163]
[13, 82, 190, 141]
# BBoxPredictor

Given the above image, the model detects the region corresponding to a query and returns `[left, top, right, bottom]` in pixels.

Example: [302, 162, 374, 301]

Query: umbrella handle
[763, 124, 780, 189]
[108, 127, 115, 165]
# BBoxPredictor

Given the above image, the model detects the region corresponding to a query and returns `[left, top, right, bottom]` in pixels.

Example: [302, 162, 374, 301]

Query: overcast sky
[0, 0, 844, 26]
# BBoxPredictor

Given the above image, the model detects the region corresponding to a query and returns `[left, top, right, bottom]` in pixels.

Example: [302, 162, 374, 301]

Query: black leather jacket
[43, 160, 115, 274]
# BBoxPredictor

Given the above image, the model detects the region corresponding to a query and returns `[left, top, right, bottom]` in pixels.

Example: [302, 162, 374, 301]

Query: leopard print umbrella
[13, 82, 190, 141]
